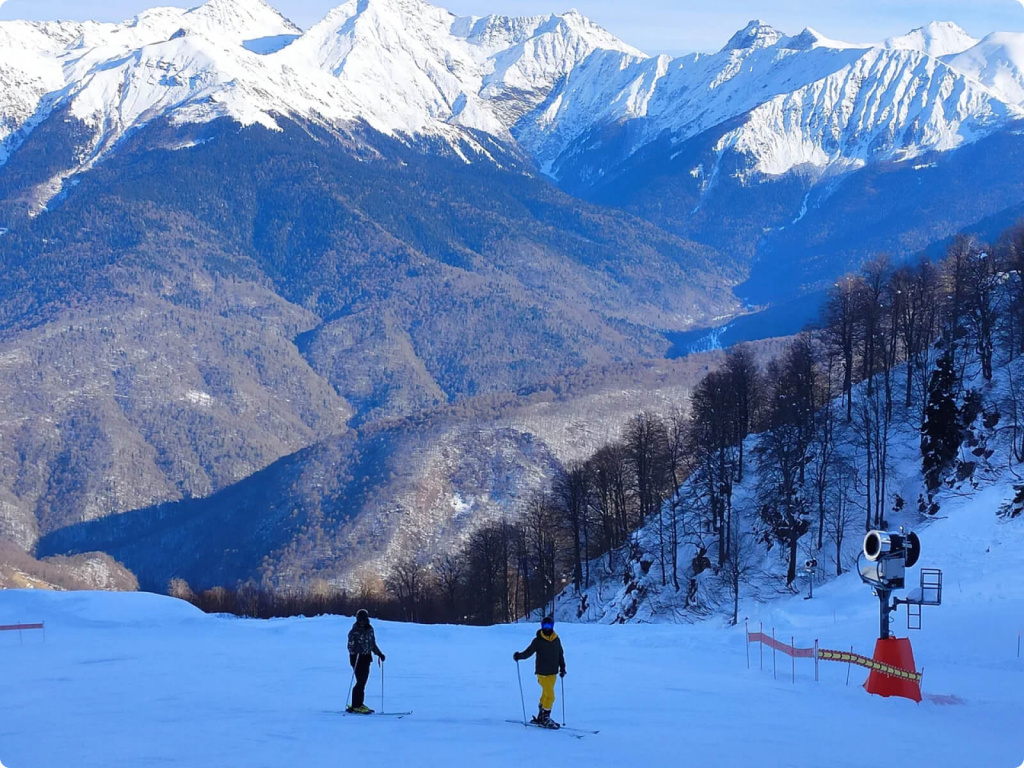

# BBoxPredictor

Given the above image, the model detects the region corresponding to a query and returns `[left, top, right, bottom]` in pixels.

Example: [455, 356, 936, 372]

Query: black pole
[878, 589, 893, 640]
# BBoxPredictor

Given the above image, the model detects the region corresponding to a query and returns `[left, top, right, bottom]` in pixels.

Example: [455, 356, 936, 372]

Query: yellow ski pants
[537, 675, 557, 709]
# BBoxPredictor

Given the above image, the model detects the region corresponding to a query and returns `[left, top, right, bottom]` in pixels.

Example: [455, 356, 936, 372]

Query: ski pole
[515, 660, 528, 728]
[560, 676, 566, 726]
[345, 663, 356, 710]
[380, 658, 385, 714]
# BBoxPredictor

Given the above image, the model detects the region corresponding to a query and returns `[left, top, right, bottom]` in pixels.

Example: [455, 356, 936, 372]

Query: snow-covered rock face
[716, 48, 1014, 177]
[722, 20, 785, 52]
[945, 32, 1024, 106]
[284, 0, 643, 138]
[0, 0, 641, 177]
[0, 45, 64, 164]
[0, 0, 1021, 188]
[0, 0, 306, 169]
[527, 19, 1023, 181]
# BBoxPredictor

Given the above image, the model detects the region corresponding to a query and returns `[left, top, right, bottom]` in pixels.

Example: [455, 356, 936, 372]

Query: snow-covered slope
[550, 331, 1024, 628]
[717, 46, 1012, 176]
[0, 0, 305, 168]
[60, 35, 354, 156]
[175, 0, 301, 46]
[0, 42, 64, 164]
[0, 0, 299, 62]
[525, 21, 1020, 180]
[70, 0, 301, 51]
[0, 0, 642, 182]
[0, 1, 1022, 190]
[283, 0, 643, 139]
[886, 21, 978, 58]
[946, 32, 1024, 106]
[1, 497, 1019, 766]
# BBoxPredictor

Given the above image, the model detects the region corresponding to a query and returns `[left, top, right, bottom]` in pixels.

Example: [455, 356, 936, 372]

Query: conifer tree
[921, 349, 961, 492]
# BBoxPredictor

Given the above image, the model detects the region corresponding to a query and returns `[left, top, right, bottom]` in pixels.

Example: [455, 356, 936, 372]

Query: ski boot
[534, 708, 560, 729]
[346, 704, 374, 714]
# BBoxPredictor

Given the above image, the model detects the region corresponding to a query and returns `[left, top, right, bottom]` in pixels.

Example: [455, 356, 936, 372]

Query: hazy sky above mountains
[1, 0, 1022, 54]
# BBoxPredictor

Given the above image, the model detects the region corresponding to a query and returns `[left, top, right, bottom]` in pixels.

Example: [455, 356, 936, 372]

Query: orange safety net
[746, 631, 816, 659]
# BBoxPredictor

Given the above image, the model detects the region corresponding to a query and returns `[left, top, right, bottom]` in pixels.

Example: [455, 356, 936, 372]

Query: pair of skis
[331, 713, 597, 740]
[330, 710, 596, 736]
[505, 719, 599, 737]
[326, 709, 413, 718]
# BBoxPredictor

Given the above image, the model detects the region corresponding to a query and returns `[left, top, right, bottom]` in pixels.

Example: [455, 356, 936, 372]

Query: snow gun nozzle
[860, 529, 922, 590]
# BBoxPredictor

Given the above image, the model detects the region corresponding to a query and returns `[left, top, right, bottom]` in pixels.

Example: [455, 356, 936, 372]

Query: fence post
[772, 628, 777, 680]
[759, 623, 763, 671]
[791, 636, 795, 684]
[745, 619, 750, 670]
[814, 640, 819, 683]
[846, 646, 853, 686]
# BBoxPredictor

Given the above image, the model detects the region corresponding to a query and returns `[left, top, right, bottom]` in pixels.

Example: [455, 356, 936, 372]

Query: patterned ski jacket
[348, 623, 382, 658]
[518, 630, 566, 677]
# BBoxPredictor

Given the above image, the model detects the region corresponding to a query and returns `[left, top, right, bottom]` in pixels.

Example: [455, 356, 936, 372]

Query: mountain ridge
[6, 0, 1024, 592]
[2, 0, 1022, 191]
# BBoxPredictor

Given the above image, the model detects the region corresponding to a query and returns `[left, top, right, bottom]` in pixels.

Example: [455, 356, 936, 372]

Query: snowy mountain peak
[551, 9, 645, 56]
[780, 27, 861, 52]
[185, 0, 301, 45]
[0, 0, 1022, 201]
[283, 0, 642, 139]
[886, 21, 978, 58]
[337, 0, 457, 24]
[783, 28, 826, 51]
[722, 20, 784, 52]
[195, 0, 284, 16]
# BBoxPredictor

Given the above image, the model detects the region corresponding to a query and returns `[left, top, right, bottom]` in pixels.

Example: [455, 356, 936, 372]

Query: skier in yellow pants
[513, 616, 567, 729]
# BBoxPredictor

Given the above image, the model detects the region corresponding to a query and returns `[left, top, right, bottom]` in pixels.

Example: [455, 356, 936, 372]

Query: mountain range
[4, 0, 1024, 590]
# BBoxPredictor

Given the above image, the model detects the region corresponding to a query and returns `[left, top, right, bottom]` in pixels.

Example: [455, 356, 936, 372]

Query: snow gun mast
[857, 529, 942, 640]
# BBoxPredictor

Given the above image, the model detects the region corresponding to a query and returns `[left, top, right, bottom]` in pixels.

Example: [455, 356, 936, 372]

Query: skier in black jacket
[346, 609, 386, 714]
[513, 615, 566, 728]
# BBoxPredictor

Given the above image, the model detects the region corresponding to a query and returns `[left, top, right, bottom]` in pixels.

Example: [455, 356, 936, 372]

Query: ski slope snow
[0, 496, 1020, 767]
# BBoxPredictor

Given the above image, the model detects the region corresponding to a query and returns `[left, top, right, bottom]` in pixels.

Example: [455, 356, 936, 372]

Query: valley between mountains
[2, 0, 1024, 591]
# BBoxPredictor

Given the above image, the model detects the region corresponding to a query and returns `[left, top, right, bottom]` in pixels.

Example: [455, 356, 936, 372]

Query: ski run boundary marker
[816, 648, 922, 683]
[745, 620, 921, 684]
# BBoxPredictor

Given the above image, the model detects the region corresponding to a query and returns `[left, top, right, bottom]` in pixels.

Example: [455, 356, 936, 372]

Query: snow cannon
[859, 530, 921, 591]
[803, 558, 818, 599]
[856, 528, 942, 703]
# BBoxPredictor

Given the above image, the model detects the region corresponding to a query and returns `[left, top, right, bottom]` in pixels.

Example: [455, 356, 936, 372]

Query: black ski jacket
[348, 623, 382, 659]
[517, 630, 566, 677]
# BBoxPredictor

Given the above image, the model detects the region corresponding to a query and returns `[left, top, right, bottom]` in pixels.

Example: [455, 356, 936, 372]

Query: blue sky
[1, 0, 1022, 54]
